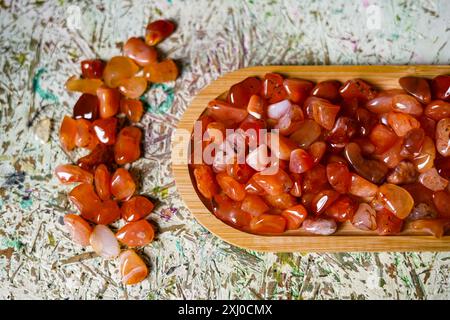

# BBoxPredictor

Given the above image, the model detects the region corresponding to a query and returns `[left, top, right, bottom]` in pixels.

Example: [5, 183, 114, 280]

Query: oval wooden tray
[172, 65, 450, 252]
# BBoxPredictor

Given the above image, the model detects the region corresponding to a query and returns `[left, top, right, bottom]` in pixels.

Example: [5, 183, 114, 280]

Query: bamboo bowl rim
[171, 65, 450, 252]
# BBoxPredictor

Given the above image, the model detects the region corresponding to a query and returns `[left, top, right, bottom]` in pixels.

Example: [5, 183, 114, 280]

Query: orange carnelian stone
[63, 214, 92, 246]
[262, 73, 287, 104]
[60, 116, 77, 151]
[65, 76, 103, 95]
[97, 86, 120, 119]
[55, 164, 93, 184]
[283, 78, 314, 105]
[111, 168, 136, 200]
[96, 200, 121, 225]
[123, 37, 157, 66]
[281, 204, 307, 230]
[80, 59, 105, 79]
[410, 219, 450, 238]
[77, 144, 114, 172]
[326, 162, 351, 194]
[228, 77, 262, 108]
[143, 60, 178, 83]
[289, 149, 314, 173]
[114, 126, 142, 165]
[68, 183, 102, 221]
[120, 99, 144, 122]
[116, 220, 155, 247]
[399, 76, 431, 104]
[241, 194, 269, 216]
[193, 165, 219, 200]
[118, 77, 148, 99]
[121, 196, 155, 222]
[216, 172, 246, 201]
[213, 193, 252, 229]
[311, 80, 341, 101]
[324, 195, 357, 222]
[249, 214, 287, 234]
[311, 189, 340, 215]
[73, 93, 99, 121]
[94, 164, 111, 200]
[92, 117, 117, 145]
[74, 119, 92, 148]
[339, 79, 377, 101]
[263, 193, 297, 210]
[302, 164, 329, 194]
[145, 20, 175, 46]
[311, 99, 340, 130]
[103, 56, 139, 88]
[369, 124, 398, 154]
[252, 168, 293, 196]
[376, 208, 403, 235]
[377, 184, 414, 219]
[119, 250, 149, 285]
[431, 75, 450, 101]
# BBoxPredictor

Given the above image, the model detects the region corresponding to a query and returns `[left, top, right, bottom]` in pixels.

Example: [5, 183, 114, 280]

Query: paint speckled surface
[1, 0, 450, 300]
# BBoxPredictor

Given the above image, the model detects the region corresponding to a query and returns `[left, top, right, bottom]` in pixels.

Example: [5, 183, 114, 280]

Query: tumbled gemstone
[121, 196, 154, 222]
[92, 117, 117, 145]
[110, 168, 136, 200]
[118, 77, 148, 99]
[226, 159, 255, 184]
[412, 136, 436, 173]
[311, 99, 340, 130]
[283, 78, 314, 104]
[213, 193, 252, 228]
[407, 203, 437, 221]
[216, 172, 246, 201]
[119, 250, 149, 285]
[302, 164, 329, 194]
[94, 164, 111, 201]
[325, 116, 357, 145]
[81, 59, 105, 79]
[431, 75, 450, 101]
[418, 168, 448, 191]
[349, 173, 378, 198]
[96, 200, 121, 225]
[252, 168, 292, 196]
[369, 124, 398, 154]
[73, 94, 99, 121]
[143, 60, 178, 83]
[55, 164, 93, 184]
[392, 94, 423, 116]
[123, 37, 157, 66]
[402, 182, 437, 209]
[436, 118, 450, 156]
[289, 120, 321, 148]
[281, 204, 307, 230]
[308, 141, 326, 164]
[77, 144, 114, 172]
[424, 100, 450, 121]
[386, 161, 418, 185]
[226, 77, 262, 108]
[355, 108, 378, 137]
[433, 191, 450, 218]
[398, 76, 431, 104]
[326, 162, 351, 194]
[435, 157, 450, 179]
[207, 100, 248, 126]
[324, 195, 357, 222]
[241, 194, 269, 216]
[339, 79, 377, 101]
[249, 214, 286, 234]
[120, 99, 144, 122]
[375, 138, 405, 169]
[63, 214, 92, 246]
[311, 80, 341, 101]
[289, 149, 314, 173]
[267, 99, 291, 120]
[267, 133, 297, 160]
[114, 126, 142, 165]
[97, 86, 120, 118]
[90, 225, 120, 259]
[68, 183, 101, 221]
[352, 203, 377, 231]
[387, 112, 420, 137]
[311, 189, 340, 215]
[289, 173, 302, 197]
[116, 220, 155, 247]
[262, 73, 287, 104]
[410, 219, 450, 238]
[344, 142, 388, 184]
[65, 76, 103, 95]
[376, 208, 403, 235]
[103, 56, 139, 88]
[74, 119, 92, 148]
[366, 95, 394, 114]
[300, 217, 337, 235]
[419, 115, 437, 138]
[145, 19, 175, 46]
[246, 144, 270, 172]
[60, 116, 77, 151]
[263, 193, 297, 210]
[247, 95, 266, 119]
[377, 184, 414, 219]
[400, 128, 425, 158]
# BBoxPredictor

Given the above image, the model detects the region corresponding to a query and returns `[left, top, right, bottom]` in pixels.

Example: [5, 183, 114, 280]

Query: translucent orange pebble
[193, 164, 219, 200]
[281, 204, 307, 230]
[216, 172, 246, 201]
[118, 77, 148, 99]
[119, 250, 149, 285]
[116, 220, 155, 247]
[103, 56, 139, 88]
[65, 76, 103, 95]
[377, 184, 414, 219]
[143, 59, 178, 83]
[80, 59, 105, 79]
[97, 86, 120, 118]
[111, 168, 136, 200]
[94, 164, 111, 200]
[68, 183, 102, 222]
[123, 37, 157, 66]
[55, 164, 93, 184]
[120, 99, 144, 122]
[145, 20, 175, 46]
[121, 196, 154, 222]
[59, 116, 77, 151]
[63, 214, 92, 246]
[74, 119, 92, 148]
[114, 126, 142, 165]
[249, 214, 286, 234]
[92, 117, 117, 145]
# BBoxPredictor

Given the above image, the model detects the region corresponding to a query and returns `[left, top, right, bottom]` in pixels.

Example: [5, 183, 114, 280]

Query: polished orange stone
[216, 172, 246, 201]
[97, 86, 120, 119]
[59, 116, 77, 151]
[92, 117, 117, 145]
[123, 37, 157, 66]
[119, 250, 149, 285]
[110, 168, 136, 200]
[145, 20, 175, 46]
[55, 164, 93, 184]
[77, 144, 114, 172]
[68, 183, 102, 222]
[377, 184, 414, 219]
[94, 164, 111, 201]
[96, 200, 121, 225]
[73, 93, 99, 121]
[249, 214, 286, 234]
[103, 56, 139, 88]
[118, 77, 148, 99]
[193, 164, 219, 200]
[116, 220, 155, 247]
[281, 204, 307, 230]
[63, 214, 92, 247]
[80, 59, 105, 79]
[74, 119, 92, 148]
[120, 99, 144, 122]
[143, 60, 178, 83]
[252, 168, 293, 196]
[121, 196, 155, 222]
[376, 208, 403, 235]
[65, 76, 103, 95]
[114, 126, 142, 165]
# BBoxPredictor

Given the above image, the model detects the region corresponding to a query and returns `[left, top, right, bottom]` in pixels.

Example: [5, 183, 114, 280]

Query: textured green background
[0, 0, 449, 299]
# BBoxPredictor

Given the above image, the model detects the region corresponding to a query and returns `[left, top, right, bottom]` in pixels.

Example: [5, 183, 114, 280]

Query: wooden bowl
[172, 65, 450, 252]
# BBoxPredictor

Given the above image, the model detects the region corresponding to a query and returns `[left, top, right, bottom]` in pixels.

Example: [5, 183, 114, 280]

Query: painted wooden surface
[1, 0, 450, 299]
